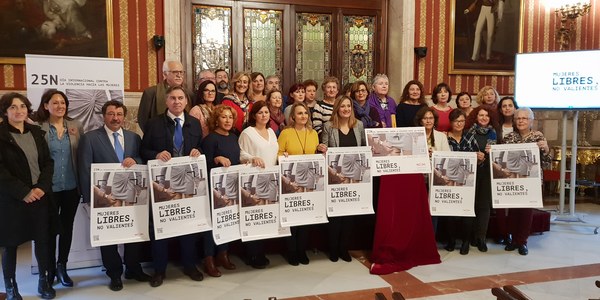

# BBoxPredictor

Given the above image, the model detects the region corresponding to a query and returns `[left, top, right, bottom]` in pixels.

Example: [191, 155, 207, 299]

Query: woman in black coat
[0, 93, 56, 299]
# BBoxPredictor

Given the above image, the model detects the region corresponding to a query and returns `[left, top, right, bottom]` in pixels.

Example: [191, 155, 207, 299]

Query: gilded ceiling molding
[120, 0, 131, 89]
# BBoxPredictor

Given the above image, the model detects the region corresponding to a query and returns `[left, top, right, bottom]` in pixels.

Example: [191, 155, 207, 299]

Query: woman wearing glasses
[500, 108, 551, 255]
[350, 80, 381, 129]
[191, 80, 221, 138]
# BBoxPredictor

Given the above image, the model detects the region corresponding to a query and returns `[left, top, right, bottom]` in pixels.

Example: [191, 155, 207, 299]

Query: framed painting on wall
[449, 0, 524, 75]
[0, 0, 114, 64]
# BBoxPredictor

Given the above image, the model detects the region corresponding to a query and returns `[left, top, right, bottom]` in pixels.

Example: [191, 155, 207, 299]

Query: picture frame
[0, 0, 114, 64]
[448, 0, 524, 75]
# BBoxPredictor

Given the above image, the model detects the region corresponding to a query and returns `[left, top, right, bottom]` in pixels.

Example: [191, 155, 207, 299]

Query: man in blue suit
[78, 100, 151, 291]
[140, 86, 204, 287]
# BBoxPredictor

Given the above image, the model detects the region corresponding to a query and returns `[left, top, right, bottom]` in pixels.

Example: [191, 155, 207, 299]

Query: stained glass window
[243, 9, 283, 79]
[343, 15, 376, 85]
[192, 5, 232, 89]
[296, 13, 331, 89]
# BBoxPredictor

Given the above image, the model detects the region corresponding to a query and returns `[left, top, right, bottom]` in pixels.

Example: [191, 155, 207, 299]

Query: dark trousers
[2, 240, 49, 279]
[327, 216, 353, 255]
[507, 208, 533, 245]
[100, 243, 143, 278]
[494, 208, 509, 240]
[473, 172, 492, 240]
[245, 240, 265, 258]
[286, 226, 309, 256]
[203, 231, 227, 257]
[152, 233, 198, 273]
[49, 189, 80, 265]
[446, 216, 474, 242]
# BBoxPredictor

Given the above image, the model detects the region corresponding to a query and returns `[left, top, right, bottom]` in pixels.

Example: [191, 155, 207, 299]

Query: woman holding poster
[0, 93, 57, 299]
[278, 102, 327, 266]
[370, 81, 440, 275]
[500, 107, 551, 256]
[446, 109, 479, 254]
[321, 96, 365, 262]
[200, 105, 239, 277]
[238, 101, 279, 269]
[34, 89, 84, 287]
[465, 106, 498, 252]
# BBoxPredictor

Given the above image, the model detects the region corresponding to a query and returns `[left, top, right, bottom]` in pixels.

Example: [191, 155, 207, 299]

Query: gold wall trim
[120, 0, 131, 89]
[3, 66, 14, 88]
[438, 1, 446, 84]
[147, 0, 157, 85]
[135, 0, 141, 89]
[418, 0, 427, 82]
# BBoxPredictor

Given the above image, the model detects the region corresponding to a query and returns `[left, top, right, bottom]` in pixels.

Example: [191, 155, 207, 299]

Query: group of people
[0, 59, 551, 299]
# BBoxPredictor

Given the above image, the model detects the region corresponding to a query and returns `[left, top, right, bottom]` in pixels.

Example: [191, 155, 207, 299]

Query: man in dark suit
[78, 100, 151, 291]
[137, 60, 195, 132]
[141, 86, 204, 287]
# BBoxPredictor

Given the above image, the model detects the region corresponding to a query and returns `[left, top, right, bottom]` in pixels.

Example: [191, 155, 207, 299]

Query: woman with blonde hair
[321, 96, 365, 262]
[475, 86, 500, 108]
[222, 72, 252, 133]
[278, 102, 326, 265]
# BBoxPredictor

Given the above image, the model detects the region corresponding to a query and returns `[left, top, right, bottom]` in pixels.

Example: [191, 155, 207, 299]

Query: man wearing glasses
[138, 60, 195, 132]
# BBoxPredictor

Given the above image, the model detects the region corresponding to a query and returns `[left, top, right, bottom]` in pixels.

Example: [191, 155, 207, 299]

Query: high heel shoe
[445, 240, 456, 252]
[38, 273, 56, 299]
[4, 277, 23, 300]
[56, 263, 74, 287]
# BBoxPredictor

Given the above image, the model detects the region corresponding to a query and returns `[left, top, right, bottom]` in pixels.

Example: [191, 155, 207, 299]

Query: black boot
[56, 263, 74, 287]
[38, 273, 56, 299]
[4, 277, 23, 300]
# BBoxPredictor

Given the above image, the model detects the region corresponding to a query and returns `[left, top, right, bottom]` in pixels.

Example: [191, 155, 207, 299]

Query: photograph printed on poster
[92, 171, 147, 208]
[240, 172, 280, 207]
[151, 164, 207, 202]
[366, 132, 426, 157]
[327, 153, 370, 184]
[432, 157, 475, 187]
[212, 173, 240, 209]
[491, 150, 540, 179]
[280, 161, 325, 194]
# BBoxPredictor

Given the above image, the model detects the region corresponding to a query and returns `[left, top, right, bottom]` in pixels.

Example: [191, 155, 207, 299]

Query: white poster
[148, 156, 211, 240]
[26, 54, 125, 132]
[429, 151, 477, 217]
[239, 166, 291, 241]
[89, 164, 150, 247]
[27, 54, 124, 271]
[210, 166, 242, 245]
[365, 127, 431, 175]
[326, 147, 374, 217]
[279, 154, 328, 227]
[490, 143, 544, 208]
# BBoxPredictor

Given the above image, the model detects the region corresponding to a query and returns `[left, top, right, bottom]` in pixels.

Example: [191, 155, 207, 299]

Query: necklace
[294, 128, 308, 154]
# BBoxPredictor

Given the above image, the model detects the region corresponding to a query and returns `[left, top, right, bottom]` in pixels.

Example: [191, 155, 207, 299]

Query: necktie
[174, 117, 183, 150]
[113, 132, 124, 163]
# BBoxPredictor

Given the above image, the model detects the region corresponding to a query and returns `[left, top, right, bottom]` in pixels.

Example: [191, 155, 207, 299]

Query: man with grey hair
[265, 75, 281, 94]
[138, 60, 195, 132]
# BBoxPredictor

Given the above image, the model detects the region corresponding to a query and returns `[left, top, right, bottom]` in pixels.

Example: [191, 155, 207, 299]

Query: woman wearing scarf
[266, 90, 285, 136]
[222, 72, 252, 133]
[367, 74, 396, 128]
[464, 106, 499, 253]
[350, 80, 381, 129]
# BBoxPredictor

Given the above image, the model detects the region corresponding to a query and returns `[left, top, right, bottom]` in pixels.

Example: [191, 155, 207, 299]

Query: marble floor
[2, 202, 600, 300]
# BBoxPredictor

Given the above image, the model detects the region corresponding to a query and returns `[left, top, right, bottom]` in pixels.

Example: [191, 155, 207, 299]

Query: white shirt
[239, 127, 279, 167]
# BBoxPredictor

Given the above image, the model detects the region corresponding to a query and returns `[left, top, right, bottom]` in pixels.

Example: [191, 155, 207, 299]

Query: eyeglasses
[356, 89, 368, 93]
[452, 120, 466, 124]
[168, 71, 185, 76]
[203, 89, 216, 94]
[106, 112, 124, 117]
